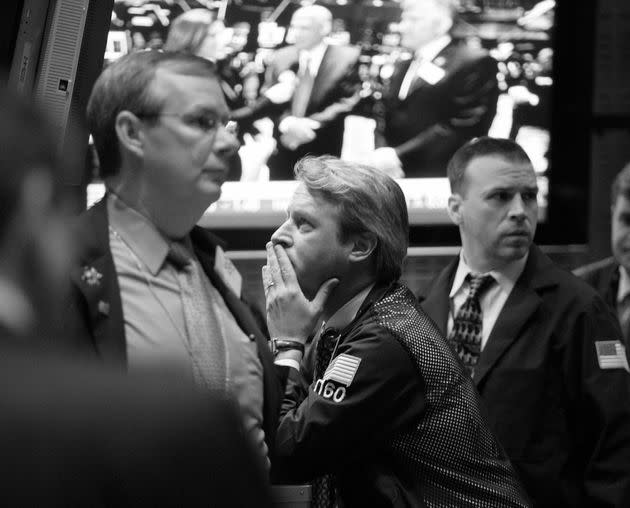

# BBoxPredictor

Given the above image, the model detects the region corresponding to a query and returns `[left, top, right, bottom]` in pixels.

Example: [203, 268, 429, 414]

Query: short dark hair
[447, 136, 533, 194]
[294, 156, 409, 284]
[0, 86, 59, 238]
[86, 50, 219, 178]
[611, 161, 630, 204]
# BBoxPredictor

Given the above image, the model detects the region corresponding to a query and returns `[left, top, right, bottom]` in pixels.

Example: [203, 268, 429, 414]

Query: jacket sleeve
[274, 326, 425, 481]
[394, 54, 499, 163]
[565, 295, 630, 508]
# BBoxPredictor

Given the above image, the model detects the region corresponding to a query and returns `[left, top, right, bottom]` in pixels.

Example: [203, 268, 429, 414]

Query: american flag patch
[323, 354, 361, 386]
[595, 341, 630, 372]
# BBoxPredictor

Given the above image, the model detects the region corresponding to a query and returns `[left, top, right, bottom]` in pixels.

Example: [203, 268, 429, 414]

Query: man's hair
[402, 0, 458, 20]
[447, 136, 533, 194]
[294, 156, 409, 283]
[292, 5, 333, 35]
[86, 50, 218, 178]
[164, 9, 218, 55]
[611, 161, 630, 204]
[0, 86, 60, 238]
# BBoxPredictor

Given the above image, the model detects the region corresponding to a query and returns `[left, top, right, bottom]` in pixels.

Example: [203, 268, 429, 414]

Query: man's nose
[509, 194, 526, 218]
[271, 221, 293, 247]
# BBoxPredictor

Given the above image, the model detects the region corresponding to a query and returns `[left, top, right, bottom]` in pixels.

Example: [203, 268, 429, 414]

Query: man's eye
[186, 115, 217, 131]
[490, 191, 511, 201]
[522, 191, 538, 202]
[296, 218, 312, 230]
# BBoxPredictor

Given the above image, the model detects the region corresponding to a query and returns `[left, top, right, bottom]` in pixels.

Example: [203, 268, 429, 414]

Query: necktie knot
[466, 273, 494, 300]
[167, 241, 191, 271]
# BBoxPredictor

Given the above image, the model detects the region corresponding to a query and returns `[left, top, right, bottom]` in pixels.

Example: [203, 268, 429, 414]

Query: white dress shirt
[448, 252, 528, 350]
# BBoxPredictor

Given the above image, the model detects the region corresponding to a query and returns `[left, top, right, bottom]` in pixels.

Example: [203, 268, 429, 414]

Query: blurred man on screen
[371, 0, 499, 178]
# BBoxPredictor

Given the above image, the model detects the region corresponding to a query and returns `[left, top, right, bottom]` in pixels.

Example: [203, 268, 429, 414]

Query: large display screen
[87, 0, 568, 247]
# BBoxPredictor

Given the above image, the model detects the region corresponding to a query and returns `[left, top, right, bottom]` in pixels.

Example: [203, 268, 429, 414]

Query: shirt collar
[300, 41, 327, 73]
[323, 283, 375, 332]
[417, 35, 451, 63]
[107, 193, 172, 276]
[450, 250, 528, 298]
[617, 265, 630, 303]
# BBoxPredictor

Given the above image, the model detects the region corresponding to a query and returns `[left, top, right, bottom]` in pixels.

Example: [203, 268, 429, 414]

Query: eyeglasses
[136, 112, 238, 136]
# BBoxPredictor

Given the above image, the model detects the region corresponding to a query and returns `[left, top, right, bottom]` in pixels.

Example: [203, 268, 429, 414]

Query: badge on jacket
[595, 340, 630, 372]
[313, 353, 362, 403]
[417, 61, 446, 85]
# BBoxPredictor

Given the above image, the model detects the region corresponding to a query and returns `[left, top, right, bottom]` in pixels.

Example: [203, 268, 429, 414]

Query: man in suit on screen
[261, 5, 361, 180]
[370, 0, 499, 178]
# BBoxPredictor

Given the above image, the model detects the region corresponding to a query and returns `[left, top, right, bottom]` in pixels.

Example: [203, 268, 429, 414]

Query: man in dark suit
[421, 137, 630, 507]
[0, 85, 271, 507]
[59, 51, 287, 473]
[263, 156, 530, 507]
[371, 0, 499, 178]
[575, 161, 630, 341]
[261, 5, 361, 180]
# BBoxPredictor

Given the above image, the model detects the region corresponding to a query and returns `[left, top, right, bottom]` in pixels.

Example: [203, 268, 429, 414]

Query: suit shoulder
[573, 257, 616, 280]
[544, 259, 612, 308]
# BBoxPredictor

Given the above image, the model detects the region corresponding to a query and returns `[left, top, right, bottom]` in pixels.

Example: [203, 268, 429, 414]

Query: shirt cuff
[274, 358, 301, 371]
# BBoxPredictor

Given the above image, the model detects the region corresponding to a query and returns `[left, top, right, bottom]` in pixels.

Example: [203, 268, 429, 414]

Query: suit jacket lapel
[190, 227, 268, 347]
[475, 246, 553, 387]
[71, 199, 126, 366]
[308, 46, 343, 112]
[421, 257, 458, 336]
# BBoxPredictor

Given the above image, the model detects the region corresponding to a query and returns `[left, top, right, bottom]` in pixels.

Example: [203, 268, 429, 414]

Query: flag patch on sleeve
[595, 340, 630, 372]
[323, 354, 361, 386]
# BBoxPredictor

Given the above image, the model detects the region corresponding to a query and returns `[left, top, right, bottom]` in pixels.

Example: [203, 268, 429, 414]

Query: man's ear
[447, 193, 464, 226]
[115, 111, 145, 158]
[348, 232, 377, 263]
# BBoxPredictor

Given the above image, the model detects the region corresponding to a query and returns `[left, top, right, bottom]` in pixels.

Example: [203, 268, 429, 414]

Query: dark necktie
[167, 241, 227, 392]
[291, 55, 314, 118]
[448, 273, 494, 377]
[312, 327, 340, 508]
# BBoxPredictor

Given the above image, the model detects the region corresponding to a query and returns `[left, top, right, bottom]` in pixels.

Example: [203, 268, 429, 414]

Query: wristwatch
[270, 338, 305, 355]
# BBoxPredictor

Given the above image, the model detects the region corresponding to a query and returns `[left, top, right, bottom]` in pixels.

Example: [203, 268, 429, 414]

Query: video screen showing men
[421, 137, 630, 507]
[58, 50, 286, 473]
[263, 155, 531, 507]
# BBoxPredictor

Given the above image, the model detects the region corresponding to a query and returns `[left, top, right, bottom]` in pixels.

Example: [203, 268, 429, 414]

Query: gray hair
[294, 156, 408, 283]
[86, 50, 218, 178]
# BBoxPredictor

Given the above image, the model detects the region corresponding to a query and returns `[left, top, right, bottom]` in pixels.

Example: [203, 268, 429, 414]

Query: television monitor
[75, 0, 590, 250]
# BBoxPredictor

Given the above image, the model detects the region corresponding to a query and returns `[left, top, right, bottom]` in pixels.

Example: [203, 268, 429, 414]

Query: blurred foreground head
[0, 85, 73, 339]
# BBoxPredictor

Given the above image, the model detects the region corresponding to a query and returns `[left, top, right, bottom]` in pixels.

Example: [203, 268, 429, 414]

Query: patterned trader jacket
[275, 282, 531, 507]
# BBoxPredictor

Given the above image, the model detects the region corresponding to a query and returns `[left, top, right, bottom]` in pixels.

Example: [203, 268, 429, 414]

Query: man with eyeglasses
[59, 50, 286, 475]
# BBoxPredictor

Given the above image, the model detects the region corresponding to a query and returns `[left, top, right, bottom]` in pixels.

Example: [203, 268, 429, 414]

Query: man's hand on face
[262, 242, 338, 343]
